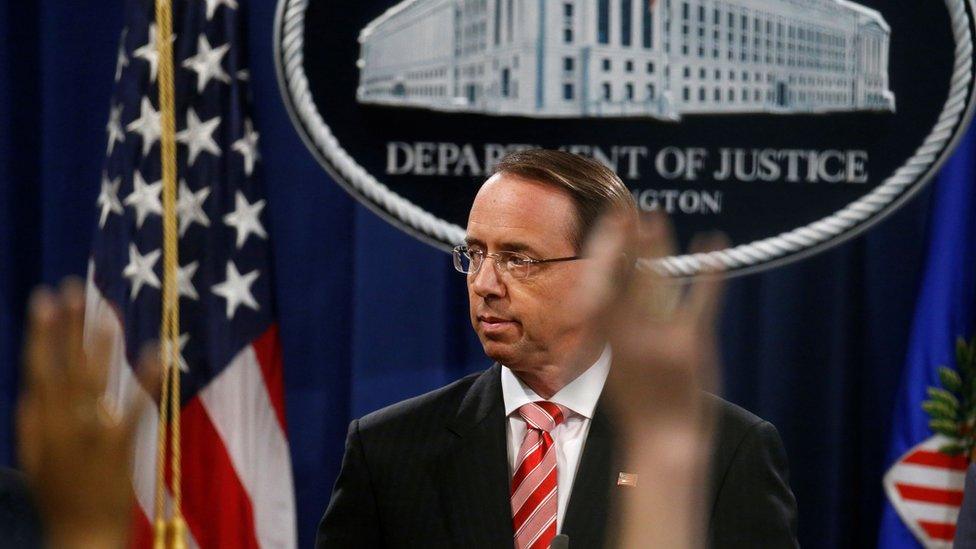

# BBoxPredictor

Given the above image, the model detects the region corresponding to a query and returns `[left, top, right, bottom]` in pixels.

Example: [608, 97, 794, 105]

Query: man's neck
[511, 343, 606, 399]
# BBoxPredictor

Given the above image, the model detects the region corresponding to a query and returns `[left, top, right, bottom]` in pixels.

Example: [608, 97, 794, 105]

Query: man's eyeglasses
[452, 245, 582, 280]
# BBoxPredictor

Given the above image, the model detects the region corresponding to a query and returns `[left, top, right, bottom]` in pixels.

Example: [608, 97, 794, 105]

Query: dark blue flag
[879, 127, 976, 547]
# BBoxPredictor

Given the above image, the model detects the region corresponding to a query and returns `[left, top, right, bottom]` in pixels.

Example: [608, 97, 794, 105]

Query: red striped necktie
[511, 401, 566, 549]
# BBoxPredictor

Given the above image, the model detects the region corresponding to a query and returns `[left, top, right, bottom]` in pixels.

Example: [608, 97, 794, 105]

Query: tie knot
[518, 401, 566, 432]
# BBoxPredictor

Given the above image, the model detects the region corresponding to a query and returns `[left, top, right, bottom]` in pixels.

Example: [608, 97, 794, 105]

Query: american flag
[83, 0, 296, 546]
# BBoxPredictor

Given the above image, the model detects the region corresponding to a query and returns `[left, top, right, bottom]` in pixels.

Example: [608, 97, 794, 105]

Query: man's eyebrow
[501, 241, 536, 254]
[463, 237, 540, 255]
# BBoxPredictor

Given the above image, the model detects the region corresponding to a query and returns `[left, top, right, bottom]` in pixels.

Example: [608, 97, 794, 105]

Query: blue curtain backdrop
[0, 1, 956, 547]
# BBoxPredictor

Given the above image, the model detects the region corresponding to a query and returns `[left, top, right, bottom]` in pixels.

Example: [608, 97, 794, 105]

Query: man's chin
[479, 339, 521, 366]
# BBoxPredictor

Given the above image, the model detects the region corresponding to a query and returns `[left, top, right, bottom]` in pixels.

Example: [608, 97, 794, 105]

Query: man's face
[465, 172, 588, 371]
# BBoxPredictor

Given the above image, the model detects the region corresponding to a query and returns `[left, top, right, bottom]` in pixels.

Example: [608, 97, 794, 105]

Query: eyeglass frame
[452, 245, 583, 279]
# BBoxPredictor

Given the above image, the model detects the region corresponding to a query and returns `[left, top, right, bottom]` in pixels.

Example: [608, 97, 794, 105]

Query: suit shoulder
[706, 393, 785, 464]
[707, 393, 771, 438]
[705, 396, 798, 546]
[356, 369, 486, 433]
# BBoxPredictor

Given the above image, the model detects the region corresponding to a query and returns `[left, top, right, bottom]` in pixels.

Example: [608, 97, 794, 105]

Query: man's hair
[492, 149, 638, 251]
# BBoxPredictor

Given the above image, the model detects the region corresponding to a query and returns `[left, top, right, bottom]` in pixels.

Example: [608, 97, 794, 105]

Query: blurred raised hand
[579, 212, 727, 548]
[18, 278, 157, 549]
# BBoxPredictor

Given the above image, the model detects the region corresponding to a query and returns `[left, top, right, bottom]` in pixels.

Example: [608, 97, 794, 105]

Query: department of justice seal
[275, 0, 976, 276]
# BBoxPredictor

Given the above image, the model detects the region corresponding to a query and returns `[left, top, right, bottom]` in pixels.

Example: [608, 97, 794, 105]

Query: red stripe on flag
[918, 520, 956, 541]
[903, 449, 969, 470]
[895, 483, 965, 505]
[252, 324, 288, 433]
[171, 397, 261, 549]
[128, 498, 154, 548]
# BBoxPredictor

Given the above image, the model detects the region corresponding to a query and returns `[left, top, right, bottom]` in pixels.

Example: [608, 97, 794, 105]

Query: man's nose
[469, 258, 506, 298]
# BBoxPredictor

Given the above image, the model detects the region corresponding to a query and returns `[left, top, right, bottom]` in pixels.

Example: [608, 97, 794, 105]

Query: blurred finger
[579, 212, 635, 324]
[682, 233, 729, 330]
[24, 288, 59, 398]
[135, 343, 162, 403]
[59, 277, 87, 375]
[632, 214, 682, 322]
[79, 317, 116, 400]
[640, 211, 677, 260]
[119, 344, 161, 444]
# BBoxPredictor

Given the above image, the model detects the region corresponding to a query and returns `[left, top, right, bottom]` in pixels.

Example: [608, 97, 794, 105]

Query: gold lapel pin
[617, 472, 638, 487]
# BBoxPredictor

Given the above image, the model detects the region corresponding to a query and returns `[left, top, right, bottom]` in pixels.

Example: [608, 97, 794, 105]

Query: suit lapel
[562, 398, 617, 548]
[430, 364, 515, 548]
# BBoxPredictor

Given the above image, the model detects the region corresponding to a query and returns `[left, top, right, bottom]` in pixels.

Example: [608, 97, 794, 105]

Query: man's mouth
[478, 315, 518, 333]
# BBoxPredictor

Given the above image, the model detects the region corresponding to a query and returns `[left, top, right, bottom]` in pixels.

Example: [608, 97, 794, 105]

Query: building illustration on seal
[355, 0, 895, 119]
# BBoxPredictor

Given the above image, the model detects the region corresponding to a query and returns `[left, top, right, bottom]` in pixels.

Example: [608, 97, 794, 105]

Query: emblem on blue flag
[883, 343, 976, 546]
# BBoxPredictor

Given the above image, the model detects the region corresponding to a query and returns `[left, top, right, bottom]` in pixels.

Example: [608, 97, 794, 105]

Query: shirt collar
[501, 345, 612, 420]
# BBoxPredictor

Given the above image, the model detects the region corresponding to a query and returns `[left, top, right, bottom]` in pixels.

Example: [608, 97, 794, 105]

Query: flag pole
[153, 0, 185, 546]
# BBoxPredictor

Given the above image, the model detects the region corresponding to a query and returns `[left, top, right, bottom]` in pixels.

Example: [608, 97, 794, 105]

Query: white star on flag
[133, 24, 175, 82]
[96, 174, 123, 228]
[232, 119, 260, 176]
[177, 179, 211, 236]
[124, 171, 163, 228]
[162, 332, 191, 372]
[126, 97, 161, 156]
[177, 260, 200, 301]
[223, 191, 267, 248]
[115, 28, 129, 82]
[212, 260, 260, 319]
[176, 108, 221, 166]
[122, 243, 161, 300]
[204, 0, 238, 20]
[106, 103, 126, 155]
[181, 35, 231, 93]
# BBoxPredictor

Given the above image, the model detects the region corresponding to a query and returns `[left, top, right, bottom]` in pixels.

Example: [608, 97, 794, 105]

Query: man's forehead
[465, 217, 551, 255]
[465, 173, 576, 251]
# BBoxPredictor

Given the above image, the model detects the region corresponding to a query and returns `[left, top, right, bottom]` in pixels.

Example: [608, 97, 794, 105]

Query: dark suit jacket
[317, 364, 798, 548]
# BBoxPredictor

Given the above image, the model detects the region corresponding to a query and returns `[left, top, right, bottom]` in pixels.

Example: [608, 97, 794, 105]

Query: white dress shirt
[501, 346, 612, 533]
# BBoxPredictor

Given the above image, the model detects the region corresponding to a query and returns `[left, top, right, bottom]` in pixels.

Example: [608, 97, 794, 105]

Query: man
[317, 150, 798, 548]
